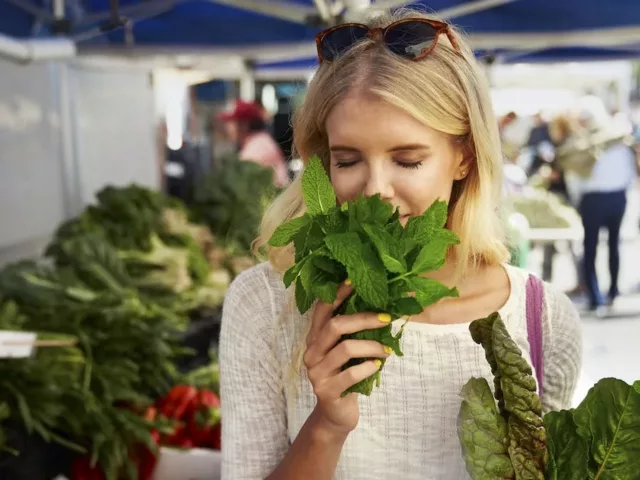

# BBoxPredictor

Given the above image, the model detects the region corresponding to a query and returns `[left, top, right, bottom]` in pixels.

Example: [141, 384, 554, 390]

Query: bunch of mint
[268, 155, 460, 396]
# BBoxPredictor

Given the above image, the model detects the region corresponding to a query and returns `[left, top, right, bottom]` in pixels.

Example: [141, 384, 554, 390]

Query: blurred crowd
[499, 95, 640, 313]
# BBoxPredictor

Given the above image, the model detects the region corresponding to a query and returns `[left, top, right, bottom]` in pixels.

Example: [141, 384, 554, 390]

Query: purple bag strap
[525, 274, 544, 399]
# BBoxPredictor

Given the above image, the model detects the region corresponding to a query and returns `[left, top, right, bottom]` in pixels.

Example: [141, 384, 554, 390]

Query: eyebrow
[329, 144, 430, 153]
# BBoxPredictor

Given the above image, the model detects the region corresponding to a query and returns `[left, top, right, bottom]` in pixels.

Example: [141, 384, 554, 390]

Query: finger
[308, 280, 353, 339]
[312, 311, 392, 360]
[323, 360, 382, 399]
[310, 340, 390, 381]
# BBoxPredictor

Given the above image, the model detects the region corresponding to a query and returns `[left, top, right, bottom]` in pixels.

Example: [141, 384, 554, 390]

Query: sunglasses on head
[315, 18, 460, 63]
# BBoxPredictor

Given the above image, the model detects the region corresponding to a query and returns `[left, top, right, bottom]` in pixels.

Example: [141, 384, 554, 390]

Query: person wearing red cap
[219, 100, 290, 188]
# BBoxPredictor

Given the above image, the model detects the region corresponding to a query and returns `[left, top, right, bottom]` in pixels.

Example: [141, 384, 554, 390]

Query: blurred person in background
[526, 112, 553, 177]
[219, 100, 290, 188]
[559, 100, 638, 313]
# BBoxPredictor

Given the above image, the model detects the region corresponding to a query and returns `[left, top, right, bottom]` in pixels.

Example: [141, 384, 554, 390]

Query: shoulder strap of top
[526, 274, 544, 399]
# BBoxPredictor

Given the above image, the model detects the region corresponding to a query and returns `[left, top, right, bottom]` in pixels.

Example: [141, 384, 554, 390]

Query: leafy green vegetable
[0, 237, 188, 480]
[492, 315, 547, 480]
[572, 378, 640, 479]
[463, 314, 547, 480]
[191, 155, 280, 253]
[543, 410, 589, 480]
[461, 313, 640, 480]
[301, 155, 337, 215]
[459, 378, 514, 479]
[269, 155, 459, 396]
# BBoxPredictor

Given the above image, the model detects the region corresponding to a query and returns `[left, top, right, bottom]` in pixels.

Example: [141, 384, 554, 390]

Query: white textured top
[220, 262, 582, 480]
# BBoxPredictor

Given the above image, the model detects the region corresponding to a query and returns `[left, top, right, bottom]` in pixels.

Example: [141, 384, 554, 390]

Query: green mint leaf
[351, 243, 389, 309]
[294, 278, 314, 313]
[458, 377, 515, 480]
[313, 281, 339, 304]
[410, 238, 453, 273]
[543, 410, 589, 480]
[363, 194, 394, 225]
[409, 276, 459, 308]
[343, 321, 407, 396]
[269, 215, 311, 247]
[302, 155, 336, 215]
[325, 232, 389, 309]
[363, 224, 407, 274]
[572, 378, 640, 479]
[298, 258, 317, 294]
[389, 297, 423, 318]
[388, 206, 401, 225]
[313, 255, 347, 279]
[318, 209, 348, 235]
[405, 200, 449, 245]
[297, 257, 341, 305]
[324, 232, 362, 268]
[293, 219, 325, 262]
[283, 262, 301, 288]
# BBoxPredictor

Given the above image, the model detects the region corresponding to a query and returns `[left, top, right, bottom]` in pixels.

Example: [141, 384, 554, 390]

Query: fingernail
[383, 346, 393, 355]
[344, 278, 352, 286]
[377, 313, 391, 323]
[373, 359, 382, 369]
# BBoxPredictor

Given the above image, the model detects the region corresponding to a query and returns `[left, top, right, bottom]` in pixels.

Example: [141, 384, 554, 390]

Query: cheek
[396, 163, 456, 211]
[330, 167, 366, 202]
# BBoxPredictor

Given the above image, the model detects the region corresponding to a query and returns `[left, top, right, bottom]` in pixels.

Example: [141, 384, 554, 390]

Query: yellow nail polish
[373, 359, 382, 369]
[377, 313, 391, 323]
[344, 278, 352, 286]
[384, 346, 393, 355]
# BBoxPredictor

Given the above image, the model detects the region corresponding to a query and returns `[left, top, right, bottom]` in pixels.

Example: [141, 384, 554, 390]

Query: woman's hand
[303, 281, 392, 437]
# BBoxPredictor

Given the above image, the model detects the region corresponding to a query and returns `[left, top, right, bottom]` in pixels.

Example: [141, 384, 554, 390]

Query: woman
[220, 9, 582, 480]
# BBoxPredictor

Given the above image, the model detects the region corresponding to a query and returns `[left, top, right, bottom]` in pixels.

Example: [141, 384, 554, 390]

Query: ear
[453, 141, 474, 180]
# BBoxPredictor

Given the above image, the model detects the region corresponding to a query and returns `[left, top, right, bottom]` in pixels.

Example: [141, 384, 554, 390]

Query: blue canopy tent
[1, 0, 640, 64]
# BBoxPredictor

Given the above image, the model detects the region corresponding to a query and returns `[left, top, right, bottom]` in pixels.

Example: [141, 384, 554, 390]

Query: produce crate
[153, 447, 221, 480]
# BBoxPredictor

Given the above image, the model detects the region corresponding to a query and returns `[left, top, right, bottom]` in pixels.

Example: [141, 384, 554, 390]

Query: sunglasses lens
[385, 21, 438, 59]
[320, 25, 369, 62]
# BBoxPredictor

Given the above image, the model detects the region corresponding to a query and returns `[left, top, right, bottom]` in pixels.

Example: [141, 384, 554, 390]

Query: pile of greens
[46, 184, 235, 313]
[192, 155, 281, 254]
[269, 156, 459, 395]
[0, 237, 187, 479]
[459, 313, 640, 479]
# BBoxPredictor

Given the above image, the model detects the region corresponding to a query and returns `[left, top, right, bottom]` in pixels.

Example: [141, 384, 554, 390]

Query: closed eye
[395, 160, 423, 169]
[335, 160, 359, 168]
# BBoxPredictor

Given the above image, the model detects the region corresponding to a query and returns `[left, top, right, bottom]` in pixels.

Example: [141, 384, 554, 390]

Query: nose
[363, 164, 394, 201]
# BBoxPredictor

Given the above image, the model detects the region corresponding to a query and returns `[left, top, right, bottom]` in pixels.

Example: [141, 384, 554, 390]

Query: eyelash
[335, 160, 423, 169]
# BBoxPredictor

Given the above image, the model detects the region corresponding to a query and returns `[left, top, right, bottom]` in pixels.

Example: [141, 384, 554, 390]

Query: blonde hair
[255, 7, 510, 280]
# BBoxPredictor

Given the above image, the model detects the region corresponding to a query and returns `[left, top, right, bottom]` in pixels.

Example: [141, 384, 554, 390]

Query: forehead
[325, 93, 449, 149]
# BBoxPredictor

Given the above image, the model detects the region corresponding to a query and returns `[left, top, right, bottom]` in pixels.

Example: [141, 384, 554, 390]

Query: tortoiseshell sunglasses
[315, 18, 460, 63]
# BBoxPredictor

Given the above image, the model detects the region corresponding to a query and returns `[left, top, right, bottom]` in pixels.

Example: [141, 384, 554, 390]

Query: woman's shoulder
[226, 261, 284, 298]
[221, 262, 289, 332]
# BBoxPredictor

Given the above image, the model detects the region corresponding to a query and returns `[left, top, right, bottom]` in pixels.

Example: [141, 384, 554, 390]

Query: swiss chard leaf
[492, 316, 547, 479]
[459, 377, 515, 480]
[469, 313, 506, 415]
[543, 410, 589, 480]
[572, 378, 640, 479]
